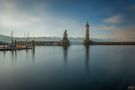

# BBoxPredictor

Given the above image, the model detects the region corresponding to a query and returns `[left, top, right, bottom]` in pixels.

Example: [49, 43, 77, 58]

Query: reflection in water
[10, 51, 14, 63]
[11, 51, 15, 64]
[32, 47, 35, 63]
[85, 45, 90, 72]
[63, 46, 69, 65]
[0, 46, 135, 90]
[3, 51, 6, 57]
[26, 49, 29, 59]
[4, 48, 36, 64]
[10, 50, 17, 64]
[15, 50, 17, 63]
[2, 51, 6, 60]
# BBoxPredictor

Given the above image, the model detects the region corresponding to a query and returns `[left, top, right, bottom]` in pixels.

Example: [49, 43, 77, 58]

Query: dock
[91, 41, 135, 45]
[0, 40, 35, 51]
[34, 41, 61, 46]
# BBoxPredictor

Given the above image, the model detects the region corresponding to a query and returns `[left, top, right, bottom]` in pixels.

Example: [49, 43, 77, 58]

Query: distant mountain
[0, 35, 113, 43]
[0, 35, 11, 42]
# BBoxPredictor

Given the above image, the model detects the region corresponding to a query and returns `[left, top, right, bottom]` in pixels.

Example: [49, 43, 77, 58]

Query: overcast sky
[0, 0, 135, 41]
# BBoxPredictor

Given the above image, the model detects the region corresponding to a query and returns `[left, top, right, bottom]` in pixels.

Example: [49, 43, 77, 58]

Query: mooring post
[32, 40, 35, 48]
[4, 42, 5, 51]
[26, 40, 28, 49]
[15, 40, 17, 50]
[11, 40, 14, 51]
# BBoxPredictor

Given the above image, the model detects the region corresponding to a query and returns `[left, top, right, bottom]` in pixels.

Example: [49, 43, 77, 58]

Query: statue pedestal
[60, 30, 70, 46]
[60, 40, 70, 46]
[83, 40, 92, 46]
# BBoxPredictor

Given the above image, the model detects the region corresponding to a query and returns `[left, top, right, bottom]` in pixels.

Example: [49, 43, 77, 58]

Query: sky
[0, 0, 135, 41]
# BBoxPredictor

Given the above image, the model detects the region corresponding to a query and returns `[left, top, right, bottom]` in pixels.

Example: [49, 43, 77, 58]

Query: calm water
[0, 45, 135, 90]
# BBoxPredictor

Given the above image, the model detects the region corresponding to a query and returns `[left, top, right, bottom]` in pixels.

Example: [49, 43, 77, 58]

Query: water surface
[0, 45, 135, 90]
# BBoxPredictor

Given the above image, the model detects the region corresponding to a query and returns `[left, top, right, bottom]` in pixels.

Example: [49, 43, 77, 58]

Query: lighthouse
[84, 22, 90, 45]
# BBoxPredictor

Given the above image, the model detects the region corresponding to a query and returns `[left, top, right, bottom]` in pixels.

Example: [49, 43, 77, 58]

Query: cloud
[129, 5, 135, 12]
[115, 26, 135, 41]
[89, 25, 115, 40]
[96, 25, 116, 31]
[0, 0, 83, 37]
[92, 25, 135, 41]
[0, 0, 134, 41]
[93, 24, 135, 41]
[96, 25, 135, 41]
[103, 15, 124, 24]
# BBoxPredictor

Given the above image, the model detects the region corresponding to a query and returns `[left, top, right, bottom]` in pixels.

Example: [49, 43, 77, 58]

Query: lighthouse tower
[84, 22, 90, 45]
